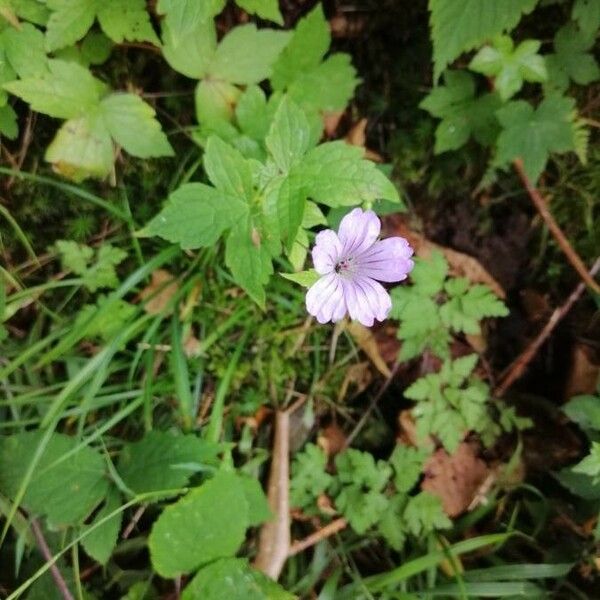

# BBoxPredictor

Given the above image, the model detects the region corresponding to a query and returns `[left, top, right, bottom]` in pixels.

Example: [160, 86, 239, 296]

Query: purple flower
[306, 208, 414, 326]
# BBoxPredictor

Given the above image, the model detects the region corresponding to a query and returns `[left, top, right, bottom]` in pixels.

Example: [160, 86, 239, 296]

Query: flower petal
[338, 208, 380, 257]
[342, 275, 391, 326]
[306, 273, 346, 323]
[354, 237, 414, 282]
[312, 229, 342, 275]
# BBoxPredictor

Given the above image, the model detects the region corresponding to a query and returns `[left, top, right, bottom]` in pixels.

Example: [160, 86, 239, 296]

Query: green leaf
[195, 78, 241, 127]
[403, 491, 451, 536]
[389, 445, 428, 493]
[0, 103, 18, 139]
[145, 183, 248, 249]
[299, 141, 400, 207]
[96, 0, 159, 44]
[573, 443, 600, 482]
[555, 466, 600, 499]
[280, 269, 320, 289]
[235, 0, 283, 25]
[420, 71, 501, 153]
[81, 488, 122, 565]
[336, 486, 389, 534]
[148, 471, 249, 578]
[287, 53, 359, 112]
[204, 136, 253, 198]
[429, 0, 537, 80]
[209, 24, 290, 85]
[225, 219, 274, 308]
[182, 558, 294, 600]
[100, 92, 173, 158]
[469, 36, 546, 101]
[266, 96, 311, 172]
[235, 85, 272, 141]
[56, 240, 126, 291]
[378, 496, 408, 551]
[495, 94, 581, 182]
[335, 449, 392, 491]
[409, 251, 448, 296]
[290, 443, 332, 509]
[0, 431, 108, 527]
[2, 22, 47, 78]
[563, 394, 600, 434]
[161, 18, 216, 79]
[117, 431, 220, 494]
[45, 0, 96, 51]
[573, 0, 600, 38]
[75, 296, 137, 341]
[271, 4, 329, 91]
[4, 59, 104, 119]
[45, 112, 114, 182]
[239, 475, 272, 526]
[276, 175, 306, 251]
[545, 23, 600, 92]
[157, 0, 223, 42]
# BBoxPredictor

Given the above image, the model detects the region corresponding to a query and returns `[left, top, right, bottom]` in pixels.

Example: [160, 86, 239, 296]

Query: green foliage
[572, 0, 600, 37]
[573, 442, 600, 483]
[81, 488, 122, 565]
[290, 443, 332, 509]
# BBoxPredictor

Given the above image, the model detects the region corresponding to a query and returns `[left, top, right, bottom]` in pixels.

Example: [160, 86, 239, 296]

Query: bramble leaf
[96, 0, 159, 45]
[235, 0, 283, 25]
[2, 22, 48, 78]
[204, 136, 254, 198]
[81, 488, 122, 565]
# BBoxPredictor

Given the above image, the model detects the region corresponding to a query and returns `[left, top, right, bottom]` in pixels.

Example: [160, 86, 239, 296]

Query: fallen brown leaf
[345, 321, 392, 378]
[421, 442, 489, 517]
[318, 423, 347, 457]
[139, 269, 179, 315]
[323, 111, 344, 137]
[337, 361, 373, 402]
[564, 342, 600, 400]
[345, 118, 367, 147]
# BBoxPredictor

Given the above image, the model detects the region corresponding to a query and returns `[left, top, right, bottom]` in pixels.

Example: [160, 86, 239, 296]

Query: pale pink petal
[354, 237, 414, 282]
[338, 208, 380, 257]
[355, 276, 392, 321]
[312, 229, 342, 275]
[342, 278, 374, 326]
[306, 273, 346, 323]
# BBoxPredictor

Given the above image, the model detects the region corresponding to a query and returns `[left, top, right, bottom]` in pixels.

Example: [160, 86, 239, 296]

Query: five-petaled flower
[306, 208, 414, 326]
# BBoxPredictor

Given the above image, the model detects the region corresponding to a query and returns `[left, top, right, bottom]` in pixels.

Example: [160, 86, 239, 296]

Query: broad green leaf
[145, 183, 248, 249]
[276, 174, 305, 251]
[4, 59, 104, 119]
[45, 112, 114, 182]
[195, 78, 241, 127]
[80, 32, 114, 65]
[573, 0, 600, 38]
[302, 201, 327, 228]
[555, 466, 600, 499]
[469, 36, 546, 101]
[0, 431, 109, 527]
[545, 23, 600, 92]
[2, 22, 47, 78]
[266, 96, 311, 172]
[148, 472, 249, 578]
[563, 394, 600, 433]
[236, 0, 283, 24]
[161, 19, 216, 79]
[495, 95, 580, 182]
[287, 53, 359, 112]
[81, 488, 122, 565]
[45, 0, 96, 51]
[157, 0, 223, 42]
[0, 103, 17, 139]
[299, 141, 400, 207]
[271, 4, 329, 90]
[209, 24, 290, 85]
[100, 93, 173, 158]
[429, 0, 537, 80]
[204, 136, 253, 198]
[4, 0, 50, 25]
[573, 442, 600, 482]
[182, 558, 294, 600]
[225, 219, 274, 308]
[420, 71, 501, 153]
[97, 0, 159, 44]
[280, 269, 320, 289]
[117, 431, 220, 494]
[239, 475, 272, 526]
[288, 228, 309, 271]
[235, 85, 271, 141]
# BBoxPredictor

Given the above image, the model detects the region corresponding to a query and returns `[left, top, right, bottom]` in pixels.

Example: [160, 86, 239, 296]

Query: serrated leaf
[271, 4, 329, 90]
[563, 394, 600, 434]
[81, 488, 122, 565]
[299, 141, 400, 207]
[573, 0, 600, 38]
[148, 472, 249, 578]
[403, 491, 451, 536]
[204, 136, 253, 198]
[336, 486, 389, 534]
[75, 296, 137, 341]
[145, 183, 248, 249]
[225, 219, 274, 308]
[236, 0, 283, 25]
[290, 443, 332, 509]
[389, 445, 428, 493]
[117, 431, 221, 494]
[0, 103, 18, 139]
[420, 71, 501, 153]
[378, 496, 408, 551]
[495, 94, 580, 182]
[2, 22, 47, 78]
[209, 24, 290, 85]
[195, 78, 241, 127]
[429, 0, 537, 80]
[182, 558, 294, 600]
[238, 475, 272, 526]
[280, 269, 320, 289]
[157, 0, 223, 42]
[235, 85, 271, 140]
[409, 251, 448, 295]
[100, 93, 173, 158]
[0, 431, 108, 527]
[45, 0, 96, 51]
[4, 59, 104, 119]
[45, 112, 114, 182]
[96, 0, 159, 44]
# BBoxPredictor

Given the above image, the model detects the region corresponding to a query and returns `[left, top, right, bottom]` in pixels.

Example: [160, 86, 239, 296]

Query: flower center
[335, 257, 354, 275]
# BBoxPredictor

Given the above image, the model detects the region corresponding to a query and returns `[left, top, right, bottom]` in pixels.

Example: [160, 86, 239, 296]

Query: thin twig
[495, 257, 600, 397]
[288, 518, 348, 557]
[121, 505, 146, 539]
[342, 362, 401, 450]
[30, 518, 75, 600]
[514, 158, 600, 295]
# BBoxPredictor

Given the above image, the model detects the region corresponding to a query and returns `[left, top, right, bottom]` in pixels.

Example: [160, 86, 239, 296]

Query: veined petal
[312, 229, 342, 275]
[343, 276, 391, 326]
[306, 273, 346, 323]
[338, 208, 380, 257]
[354, 237, 414, 282]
